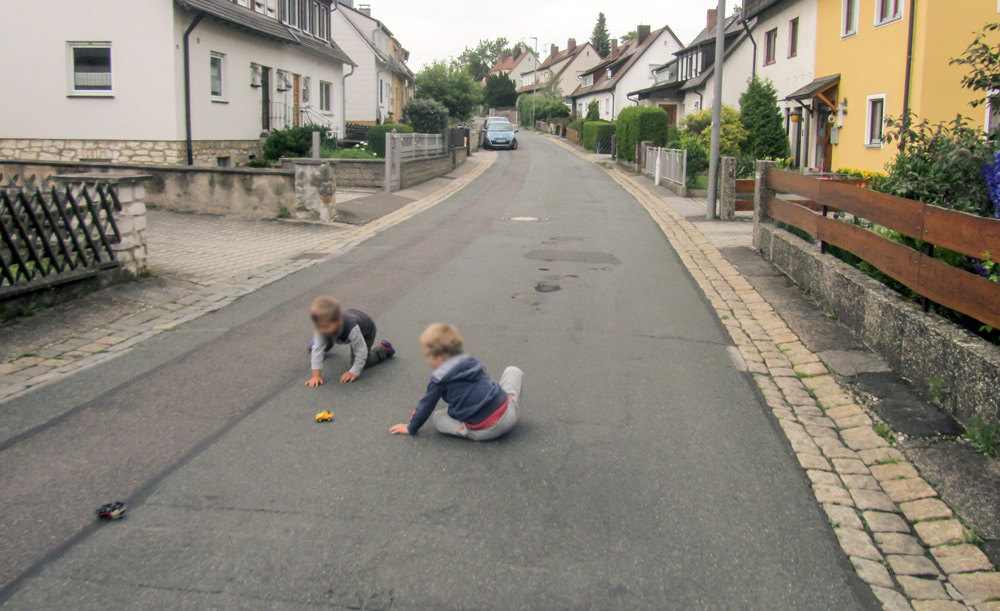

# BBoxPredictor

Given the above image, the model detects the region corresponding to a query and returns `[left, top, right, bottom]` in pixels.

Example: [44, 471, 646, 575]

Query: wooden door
[293, 74, 301, 127]
[659, 104, 678, 128]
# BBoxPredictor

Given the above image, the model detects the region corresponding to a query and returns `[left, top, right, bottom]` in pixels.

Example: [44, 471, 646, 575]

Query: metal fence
[1, 179, 123, 294]
[396, 133, 447, 160]
[644, 147, 687, 187]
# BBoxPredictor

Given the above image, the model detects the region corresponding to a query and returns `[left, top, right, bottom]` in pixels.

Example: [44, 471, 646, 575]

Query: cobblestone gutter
[547, 135, 1000, 611]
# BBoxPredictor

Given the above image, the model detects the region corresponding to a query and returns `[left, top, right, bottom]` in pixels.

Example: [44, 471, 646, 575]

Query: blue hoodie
[407, 355, 507, 434]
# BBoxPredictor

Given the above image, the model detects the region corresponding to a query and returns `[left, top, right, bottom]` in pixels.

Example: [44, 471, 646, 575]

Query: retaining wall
[0, 139, 262, 167]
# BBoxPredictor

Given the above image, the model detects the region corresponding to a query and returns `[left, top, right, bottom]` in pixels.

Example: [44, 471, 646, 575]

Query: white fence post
[654, 148, 662, 186]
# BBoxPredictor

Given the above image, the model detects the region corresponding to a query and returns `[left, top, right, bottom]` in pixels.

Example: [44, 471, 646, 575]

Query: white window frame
[302, 75, 310, 103]
[874, 0, 904, 27]
[582, 74, 593, 88]
[319, 80, 332, 113]
[985, 91, 1000, 135]
[865, 94, 886, 148]
[67, 41, 113, 97]
[842, 0, 859, 38]
[210, 52, 226, 101]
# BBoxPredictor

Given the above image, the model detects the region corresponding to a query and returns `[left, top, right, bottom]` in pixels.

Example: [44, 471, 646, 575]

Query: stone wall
[401, 147, 466, 190]
[0, 139, 262, 167]
[336, 159, 384, 188]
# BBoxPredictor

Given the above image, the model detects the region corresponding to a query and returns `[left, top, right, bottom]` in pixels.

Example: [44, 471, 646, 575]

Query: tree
[591, 13, 611, 59]
[403, 99, 449, 134]
[739, 77, 790, 159]
[458, 38, 511, 82]
[586, 100, 600, 121]
[414, 61, 483, 121]
[483, 73, 518, 108]
[620, 30, 637, 43]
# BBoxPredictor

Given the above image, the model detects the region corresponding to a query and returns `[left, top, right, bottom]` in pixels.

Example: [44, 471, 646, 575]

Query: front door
[659, 104, 678, 129]
[293, 74, 301, 127]
[261, 67, 271, 132]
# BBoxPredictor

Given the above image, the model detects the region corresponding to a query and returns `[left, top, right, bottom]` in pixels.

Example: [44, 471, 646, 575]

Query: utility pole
[705, 0, 726, 220]
[529, 37, 538, 128]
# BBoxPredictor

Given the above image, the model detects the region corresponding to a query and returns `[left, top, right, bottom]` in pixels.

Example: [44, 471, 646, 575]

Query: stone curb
[543, 134, 999, 611]
[0, 152, 499, 404]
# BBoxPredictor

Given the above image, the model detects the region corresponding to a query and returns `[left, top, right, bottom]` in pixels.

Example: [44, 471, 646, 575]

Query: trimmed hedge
[616, 106, 670, 162]
[367, 123, 413, 158]
[582, 121, 616, 153]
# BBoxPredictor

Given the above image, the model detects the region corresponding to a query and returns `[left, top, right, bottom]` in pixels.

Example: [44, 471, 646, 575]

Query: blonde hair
[310, 296, 341, 324]
[420, 323, 464, 358]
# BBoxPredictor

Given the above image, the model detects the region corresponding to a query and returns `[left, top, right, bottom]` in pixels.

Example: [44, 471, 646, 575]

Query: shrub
[681, 107, 747, 157]
[616, 106, 670, 161]
[403, 99, 449, 134]
[262, 123, 335, 160]
[366, 123, 414, 158]
[245, 158, 275, 168]
[569, 118, 587, 134]
[679, 135, 708, 183]
[582, 121, 616, 153]
[325, 148, 379, 159]
[586, 100, 600, 121]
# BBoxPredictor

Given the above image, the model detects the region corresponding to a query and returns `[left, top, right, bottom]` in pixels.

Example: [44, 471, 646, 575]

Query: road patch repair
[547, 135, 1000, 610]
[0, 152, 498, 406]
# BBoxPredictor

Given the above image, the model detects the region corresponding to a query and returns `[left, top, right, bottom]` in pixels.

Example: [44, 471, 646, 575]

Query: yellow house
[803, 0, 997, 173]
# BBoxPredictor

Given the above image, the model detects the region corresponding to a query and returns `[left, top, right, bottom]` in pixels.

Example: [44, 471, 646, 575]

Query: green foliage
[620, 30, 637, 43]
[483, 73, 519, 109]
[516, 94, 570, 126]
[415, 61, 483, 121]
[591, 13, 611, 58]
[276, 205, 290, 219]
[950, 22, 1000, 108]
[569, 117, 587, 135]
[261, 123, 335, 161]
[457, 38, 511, 82]
[582, 121, 616, 152]
[739, 77, 790, 159]
[878, 113, 998, 217]
[245, 158, 275, 168]
[366, 123, 413, 158]
[681, 106, 747, 157]
[402, 98, 449, 134]
[586, 100, 600, 121]
[679, 135, 709, 182]
[616, 106, 670, 161]
[963, 417, 999, 458]
[874, 421, 897, 446]
[325, 148, 379, 159]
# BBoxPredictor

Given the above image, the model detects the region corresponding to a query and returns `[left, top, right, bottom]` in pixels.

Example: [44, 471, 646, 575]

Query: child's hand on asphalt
[306, 375, 324, 387]
[389, 424, 410, 435]
[340, 372, 358, 383]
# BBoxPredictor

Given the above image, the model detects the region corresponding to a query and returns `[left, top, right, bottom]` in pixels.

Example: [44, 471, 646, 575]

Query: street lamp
[529, 37, 538, 128]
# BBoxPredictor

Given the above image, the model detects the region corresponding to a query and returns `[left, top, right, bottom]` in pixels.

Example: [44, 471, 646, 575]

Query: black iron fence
[0, 178, 123, 294]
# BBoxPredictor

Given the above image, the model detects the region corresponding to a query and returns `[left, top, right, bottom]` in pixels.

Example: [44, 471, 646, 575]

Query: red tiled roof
[537, 43, 586, 71]
[568, 26, 677, 99]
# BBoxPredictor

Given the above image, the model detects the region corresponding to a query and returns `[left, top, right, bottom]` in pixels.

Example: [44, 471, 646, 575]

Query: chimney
[567, 38, 576, 51]
[550, 44, 559, 57]
[706, 9, 718, 34]
[513, 45, 522, 59]
[637, 25, 651, 44]
[610, 39, 618, 57]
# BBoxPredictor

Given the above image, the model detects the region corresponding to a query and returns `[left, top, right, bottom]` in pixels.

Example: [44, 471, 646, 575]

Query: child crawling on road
[390, 323, 522, 440]
[306, 297, 394, 387]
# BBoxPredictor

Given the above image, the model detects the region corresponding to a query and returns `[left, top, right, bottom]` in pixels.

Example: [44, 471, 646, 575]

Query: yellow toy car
[315, 410, 334, 422]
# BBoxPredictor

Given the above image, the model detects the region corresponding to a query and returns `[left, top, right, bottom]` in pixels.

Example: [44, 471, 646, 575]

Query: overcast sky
[360, 0, 734, 70]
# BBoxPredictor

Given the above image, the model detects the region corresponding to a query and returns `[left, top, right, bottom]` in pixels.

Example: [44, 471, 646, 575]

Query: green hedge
[367, 123, 413, 158]
[582, 121, 616, 153]
[616, 106, 670, 162]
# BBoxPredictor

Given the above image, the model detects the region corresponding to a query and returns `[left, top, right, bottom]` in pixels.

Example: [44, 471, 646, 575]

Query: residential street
[0, 132, 877, 609]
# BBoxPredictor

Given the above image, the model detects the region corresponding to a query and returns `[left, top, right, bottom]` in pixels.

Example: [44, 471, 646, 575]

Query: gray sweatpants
[432, 366, 522, 441]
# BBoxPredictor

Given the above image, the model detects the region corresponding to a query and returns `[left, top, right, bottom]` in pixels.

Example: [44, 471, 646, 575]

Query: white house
[486, 45, 539, 90]
[516, 39, 601, 100]
[330, 1, 413, 125]
[567, 24, 684, 121]
[0, 0, 353, 166]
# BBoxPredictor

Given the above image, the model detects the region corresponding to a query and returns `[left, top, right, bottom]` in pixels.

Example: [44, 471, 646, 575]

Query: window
[302, 76, 310, 103]
[582, 74, 593, 87]
[866, 95, 886, 147]
[210, 52, 225, 99]
[320, 81, 332, 112]
[875, 0, 902, 26]
[789, 18, 799, 57]
[68, 42, 112, 94]
[764, 29, 778, 65]
[843, 0, 859, 37]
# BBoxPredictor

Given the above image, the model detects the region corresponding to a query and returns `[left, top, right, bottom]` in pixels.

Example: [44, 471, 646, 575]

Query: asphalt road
[0, 132, 877, 610]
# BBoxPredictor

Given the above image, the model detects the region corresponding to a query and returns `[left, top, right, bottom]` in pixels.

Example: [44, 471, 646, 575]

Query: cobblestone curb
[0, 152, 498, 404]
[545, 135, 999, 611]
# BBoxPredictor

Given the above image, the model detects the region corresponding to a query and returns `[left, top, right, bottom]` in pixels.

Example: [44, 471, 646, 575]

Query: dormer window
[606, 68, 612, 80]
[582, 74, 594, 87]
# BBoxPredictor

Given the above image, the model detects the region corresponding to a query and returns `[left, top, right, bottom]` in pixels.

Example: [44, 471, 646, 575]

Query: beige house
[517, 39, 601, 100]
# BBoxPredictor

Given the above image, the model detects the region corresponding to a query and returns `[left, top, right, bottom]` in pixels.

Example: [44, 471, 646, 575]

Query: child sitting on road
[390, 323, 522, 440]
[306, 297, 394, 387]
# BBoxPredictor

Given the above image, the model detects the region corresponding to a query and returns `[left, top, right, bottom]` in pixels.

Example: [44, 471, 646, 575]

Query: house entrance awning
[785, 74, 840, 102]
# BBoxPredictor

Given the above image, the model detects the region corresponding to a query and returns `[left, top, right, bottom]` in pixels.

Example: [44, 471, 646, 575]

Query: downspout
[695, 90, 704, 113]
[183, 13, 205, 166]
[341, 63, 355, 135]
[741, 20, 757, 79]
[900, 0, 917, 149]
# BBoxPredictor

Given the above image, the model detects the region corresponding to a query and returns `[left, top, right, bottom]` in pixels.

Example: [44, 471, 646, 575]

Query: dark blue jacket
[407, 355, 507, 434]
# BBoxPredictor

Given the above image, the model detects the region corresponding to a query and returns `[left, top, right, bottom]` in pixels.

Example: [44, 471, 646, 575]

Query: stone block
[850, 489, 896, 512]
[949, 572, 1000, 605]
[914, 520, 966, 547]
[900, 499, 953, 522]
[824, 503, 863, 529]
[851, 555, 895, 588]
[931, 545, 994, 574]
[876, 532, 927, 556]
[897, 576, 948, 600]
[863, 511, 911, 533]
[883, 478, 938, 503]
[834, 527, 882, 560]
[887, 554, 942, 577]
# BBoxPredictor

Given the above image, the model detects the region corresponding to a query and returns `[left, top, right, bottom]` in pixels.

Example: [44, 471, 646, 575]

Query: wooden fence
[566, 128, 580, 145]
[758, 166, 1000, 329]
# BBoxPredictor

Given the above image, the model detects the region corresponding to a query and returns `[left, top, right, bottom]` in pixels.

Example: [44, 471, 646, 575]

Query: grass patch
[962, 417, 999, 458]
[324, 148, 379, 160]
[276, 206, 291, 219]
[874, 421, 897, 446]
[929, 377, 951, 406]
[876, 453, 903, 465]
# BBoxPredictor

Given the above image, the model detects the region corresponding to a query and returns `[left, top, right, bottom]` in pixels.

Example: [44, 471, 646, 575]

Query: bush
[262, 123, 335, 160]
[516, 95, 570, 126]
[586, 100, 600, 121]
[681, 107, 747, 157]
[366, 123, 414, 158]
[679, 135, 708, 183]
[616, 106, 670, 161]
[582, 121, 616, 153]
[569, 118, 587, 134]
[245, 158, 275, 168]
[403, 99, 449, 134]
[325, 148, 379, 159]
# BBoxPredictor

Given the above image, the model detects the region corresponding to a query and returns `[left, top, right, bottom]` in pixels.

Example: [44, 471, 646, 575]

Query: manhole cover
[501, 216, 548, 222]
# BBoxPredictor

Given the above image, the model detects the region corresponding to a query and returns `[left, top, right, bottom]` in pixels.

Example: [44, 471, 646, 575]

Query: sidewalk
[545, 133, 1000, 610]
[0, 151, 497, 403]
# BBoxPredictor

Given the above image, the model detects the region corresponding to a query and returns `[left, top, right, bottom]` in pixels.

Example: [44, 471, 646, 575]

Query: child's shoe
[380, 340, 395, 358]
